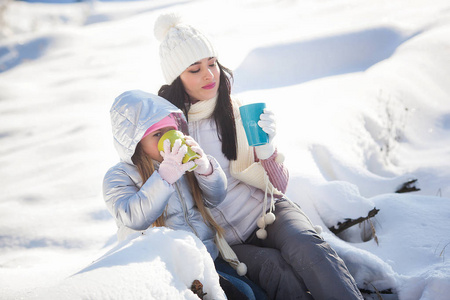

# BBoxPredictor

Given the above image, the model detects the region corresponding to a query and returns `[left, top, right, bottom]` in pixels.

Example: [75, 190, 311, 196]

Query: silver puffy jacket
[103, 90, 227, 259]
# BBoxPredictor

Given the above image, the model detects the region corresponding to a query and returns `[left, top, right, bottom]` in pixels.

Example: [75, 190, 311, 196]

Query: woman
[103, 90, 258, 299]
[153, 13, 364, 300]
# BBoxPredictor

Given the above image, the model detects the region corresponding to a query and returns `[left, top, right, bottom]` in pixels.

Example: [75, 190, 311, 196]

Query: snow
[1, 0, 450, 299]
[30, 229, 226, 300]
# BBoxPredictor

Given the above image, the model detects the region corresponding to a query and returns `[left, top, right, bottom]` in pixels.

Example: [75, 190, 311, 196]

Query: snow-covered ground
[1, 0, 450, 299]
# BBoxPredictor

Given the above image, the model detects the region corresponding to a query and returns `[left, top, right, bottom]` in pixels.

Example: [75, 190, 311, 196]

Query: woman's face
[140, 126, 176, 162]
[180, 57, 220, 103]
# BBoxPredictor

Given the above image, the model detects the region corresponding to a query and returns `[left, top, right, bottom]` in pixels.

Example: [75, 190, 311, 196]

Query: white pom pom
[154, 13, 182, 42]
[314, 225, 323, 234]
[256, 228, 267, 240]
[264, 212, 276, 225]
[257, 216, 266, 229]
[236, 262, 247, 276]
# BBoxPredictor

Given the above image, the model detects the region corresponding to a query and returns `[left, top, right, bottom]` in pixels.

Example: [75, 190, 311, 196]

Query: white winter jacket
[103, 90, 228, 259]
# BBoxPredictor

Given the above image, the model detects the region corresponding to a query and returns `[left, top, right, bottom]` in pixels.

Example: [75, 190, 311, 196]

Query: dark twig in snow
[329, 208, 380, 235]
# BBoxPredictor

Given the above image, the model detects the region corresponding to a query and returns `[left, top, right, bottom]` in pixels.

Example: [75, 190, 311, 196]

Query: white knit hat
[154, 13, 218, 84]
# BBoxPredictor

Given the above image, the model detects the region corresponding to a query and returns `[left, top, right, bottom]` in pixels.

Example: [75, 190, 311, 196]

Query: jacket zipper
[174, 181, 199, 237]
[216, 209, 244, 244]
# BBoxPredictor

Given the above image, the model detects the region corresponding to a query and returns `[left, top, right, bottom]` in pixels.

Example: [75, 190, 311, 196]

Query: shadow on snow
[233, 27, 418, 93]
[0, 37, 51, 73]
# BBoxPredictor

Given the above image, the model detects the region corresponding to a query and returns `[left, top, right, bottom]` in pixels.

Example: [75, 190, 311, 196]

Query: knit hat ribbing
[141, 114, 178, 140]
[154, 13, 218, 85]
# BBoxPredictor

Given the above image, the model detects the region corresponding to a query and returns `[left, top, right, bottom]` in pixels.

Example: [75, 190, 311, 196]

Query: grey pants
[232, 200, 363, 300]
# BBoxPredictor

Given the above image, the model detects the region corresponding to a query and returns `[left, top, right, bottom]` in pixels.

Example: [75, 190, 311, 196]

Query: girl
[153, 13, 364, 300]
[103, 90, 259, 299]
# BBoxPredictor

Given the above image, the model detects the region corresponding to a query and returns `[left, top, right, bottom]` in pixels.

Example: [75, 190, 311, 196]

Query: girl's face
[140, 126, 176, 162]
[180, 57, 220, 103]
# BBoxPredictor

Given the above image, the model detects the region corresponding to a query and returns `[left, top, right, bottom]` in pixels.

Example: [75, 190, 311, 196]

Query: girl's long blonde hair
[132, 142, 224, 236]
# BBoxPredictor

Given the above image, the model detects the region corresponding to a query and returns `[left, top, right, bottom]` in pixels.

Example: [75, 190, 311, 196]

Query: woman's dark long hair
[158, 62, 237, 160]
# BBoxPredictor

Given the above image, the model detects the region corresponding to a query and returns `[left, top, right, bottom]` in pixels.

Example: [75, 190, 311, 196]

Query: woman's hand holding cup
[239, 103, 277, 159]
[255, 108, 277, 159]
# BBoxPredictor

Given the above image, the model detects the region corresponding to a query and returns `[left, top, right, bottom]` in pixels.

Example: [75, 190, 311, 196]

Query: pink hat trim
[142, 115, 178, 140]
